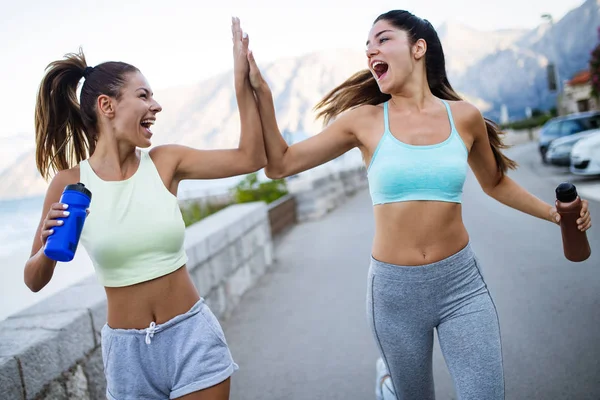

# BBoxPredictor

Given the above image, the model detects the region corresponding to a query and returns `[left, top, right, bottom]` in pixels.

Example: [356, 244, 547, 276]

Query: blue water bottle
[44, 182, 92, 262]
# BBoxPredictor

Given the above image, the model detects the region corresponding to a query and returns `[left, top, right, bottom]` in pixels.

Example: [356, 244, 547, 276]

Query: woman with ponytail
[25, 18, 262, 400]
[245, 10, 592, 400]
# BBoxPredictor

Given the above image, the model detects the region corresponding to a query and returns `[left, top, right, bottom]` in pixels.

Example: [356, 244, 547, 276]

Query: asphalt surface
[222, 142, 600, 400]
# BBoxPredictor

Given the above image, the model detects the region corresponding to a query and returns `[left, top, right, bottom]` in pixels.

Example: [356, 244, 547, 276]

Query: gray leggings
[367, 243, 504, 400]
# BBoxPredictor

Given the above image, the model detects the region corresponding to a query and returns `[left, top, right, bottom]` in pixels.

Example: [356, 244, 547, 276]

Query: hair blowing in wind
[314, 10, 517, 174]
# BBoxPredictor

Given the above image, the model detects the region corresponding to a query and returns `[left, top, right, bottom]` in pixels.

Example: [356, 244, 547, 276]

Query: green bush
[531, 108, 543, 117]
[181, 201, 230, 227]
[232, 172, 288, 204]
[500, 114, 553, 130]
[179, 172, 289, 227]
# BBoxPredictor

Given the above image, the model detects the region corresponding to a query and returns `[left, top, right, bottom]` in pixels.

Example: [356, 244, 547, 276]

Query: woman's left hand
[550, 199, 592, 231]
[247, 46, 266, 90]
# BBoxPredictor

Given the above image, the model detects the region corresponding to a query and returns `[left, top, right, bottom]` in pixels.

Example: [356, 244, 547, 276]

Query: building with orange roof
[560, 70, 598, 114]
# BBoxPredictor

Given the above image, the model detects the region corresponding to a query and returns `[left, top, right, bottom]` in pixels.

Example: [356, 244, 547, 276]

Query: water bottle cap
[555, 182, 577, 203]
[65, 182, 92, 200]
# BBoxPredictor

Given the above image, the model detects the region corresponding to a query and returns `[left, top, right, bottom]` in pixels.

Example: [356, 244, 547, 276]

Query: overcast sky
[0, 0, 584, 137]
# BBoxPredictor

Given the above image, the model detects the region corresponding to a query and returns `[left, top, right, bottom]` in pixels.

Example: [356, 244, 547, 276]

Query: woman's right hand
[40, 203, 69, 245]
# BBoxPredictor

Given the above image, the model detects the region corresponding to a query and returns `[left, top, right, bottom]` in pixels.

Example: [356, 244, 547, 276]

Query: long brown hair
[314, 10, 516, 173]
[34, 48, 139, 179]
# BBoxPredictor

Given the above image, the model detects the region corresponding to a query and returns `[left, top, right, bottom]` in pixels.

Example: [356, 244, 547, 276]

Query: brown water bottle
[555, 182, 591, 262]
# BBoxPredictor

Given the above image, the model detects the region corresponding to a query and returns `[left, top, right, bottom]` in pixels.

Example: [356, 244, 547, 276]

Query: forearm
[24, 248, 57, 292]
[235, 77, 267, 169]
[486, 175, 554, 222]
[254, 83, 290, 177]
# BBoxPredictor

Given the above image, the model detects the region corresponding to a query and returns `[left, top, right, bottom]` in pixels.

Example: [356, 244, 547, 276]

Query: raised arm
[153, 17, 266, 181]
[247, 51, 359, 179]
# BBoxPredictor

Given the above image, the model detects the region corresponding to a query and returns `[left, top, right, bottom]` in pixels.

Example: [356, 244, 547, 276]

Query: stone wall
[286, 165, 369, 222]
[0, 202, 272, 400]
[184, 202, 273, 319]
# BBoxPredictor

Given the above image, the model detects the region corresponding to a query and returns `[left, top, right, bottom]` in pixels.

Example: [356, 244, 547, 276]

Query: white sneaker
[375, 357, 395, 400]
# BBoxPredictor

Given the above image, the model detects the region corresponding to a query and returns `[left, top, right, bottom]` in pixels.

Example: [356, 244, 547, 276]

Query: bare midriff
[104, 265, 200, 329]
[371, 201, 469, 266]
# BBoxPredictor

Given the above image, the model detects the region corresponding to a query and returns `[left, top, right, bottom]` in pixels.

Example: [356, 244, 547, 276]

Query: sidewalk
[219, 159, 600, 399]
[577, 180, 600, 203]
[222, 189, 381, 400]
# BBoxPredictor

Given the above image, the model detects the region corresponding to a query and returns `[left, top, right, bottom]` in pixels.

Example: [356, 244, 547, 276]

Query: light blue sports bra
[367, 100, 469, 205]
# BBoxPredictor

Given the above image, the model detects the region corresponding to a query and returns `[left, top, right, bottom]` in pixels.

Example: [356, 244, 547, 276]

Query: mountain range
[1, 0, 598, 200]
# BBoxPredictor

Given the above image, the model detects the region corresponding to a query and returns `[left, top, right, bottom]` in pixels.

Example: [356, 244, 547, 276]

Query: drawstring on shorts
[145, 321, 157, 344]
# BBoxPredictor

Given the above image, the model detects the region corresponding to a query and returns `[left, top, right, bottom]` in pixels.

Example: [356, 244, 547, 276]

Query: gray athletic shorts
[101, 298, 238, 399]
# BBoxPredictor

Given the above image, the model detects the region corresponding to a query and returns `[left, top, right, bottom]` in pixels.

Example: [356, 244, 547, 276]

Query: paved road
[222, 142, 600, 400]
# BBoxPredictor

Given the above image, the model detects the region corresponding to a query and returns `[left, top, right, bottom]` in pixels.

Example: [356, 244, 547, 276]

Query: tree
[590, 27, 600, 98]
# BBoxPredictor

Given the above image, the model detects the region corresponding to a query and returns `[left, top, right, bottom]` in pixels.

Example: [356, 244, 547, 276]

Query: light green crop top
[78, 150, 188, 287]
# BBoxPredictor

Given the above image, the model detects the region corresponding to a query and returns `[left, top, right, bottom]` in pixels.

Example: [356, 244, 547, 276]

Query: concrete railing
[286, 165, 369, 222]
[0, 201, 273, 400]
[185, 202, 273, 319]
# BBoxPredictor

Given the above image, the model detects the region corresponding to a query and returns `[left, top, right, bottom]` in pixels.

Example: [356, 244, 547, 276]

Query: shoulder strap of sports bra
[441, 100, 457, 133]
[383, 101, 390, 132]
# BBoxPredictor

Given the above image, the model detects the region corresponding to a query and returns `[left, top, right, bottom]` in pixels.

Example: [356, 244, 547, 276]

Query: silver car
[545, 128, 600, 167]
[571, 130, 600, 176]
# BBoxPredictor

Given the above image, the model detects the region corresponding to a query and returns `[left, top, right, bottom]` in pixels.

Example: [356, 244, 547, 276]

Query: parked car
[570, 130, 600, 176]
[538, 111, 600, 163]
[545, 128, 600, 166]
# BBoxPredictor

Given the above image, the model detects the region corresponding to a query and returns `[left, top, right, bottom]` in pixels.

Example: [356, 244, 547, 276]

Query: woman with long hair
[245, 10, 592, 400]
[25, 18, 262, 400]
